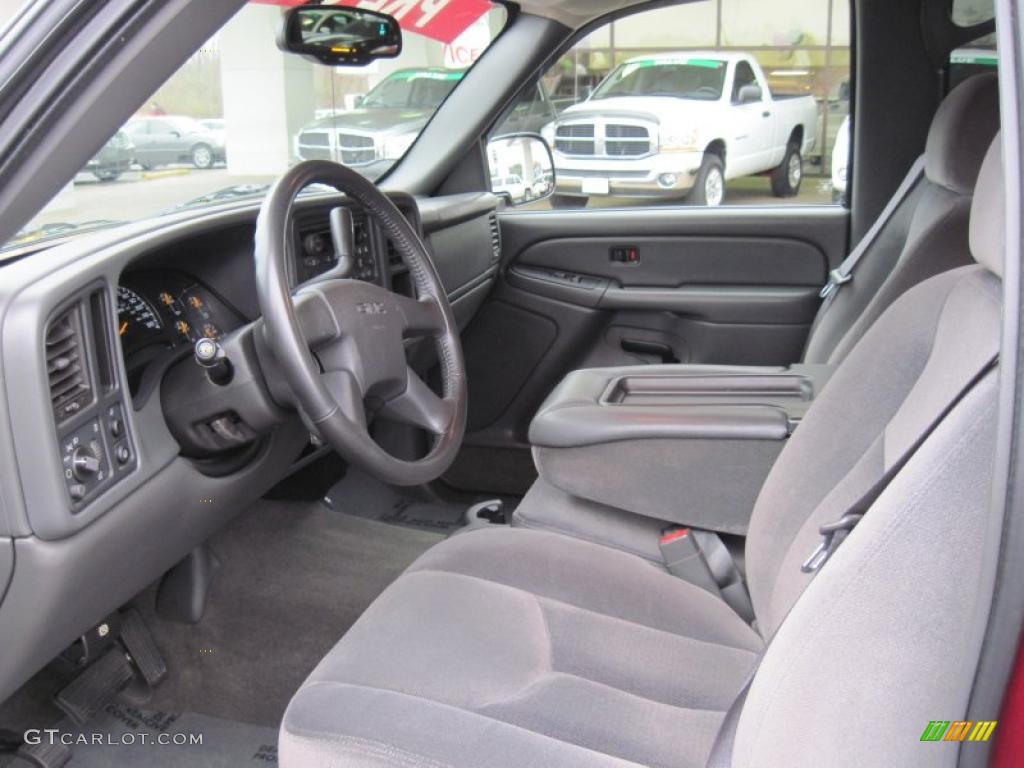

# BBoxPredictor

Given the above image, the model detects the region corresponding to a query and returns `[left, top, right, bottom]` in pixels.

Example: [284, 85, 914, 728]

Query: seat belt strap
[705, 669, 755, 768]
[692, 531, 756, 623]
[705, 352, 998, 768]
[801, 352, 998, 573]
[659, 529, 756, 623]
[818, 155, 926, 303]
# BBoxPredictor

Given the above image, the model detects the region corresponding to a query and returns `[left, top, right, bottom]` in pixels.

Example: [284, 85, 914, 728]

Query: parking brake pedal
[54, 647, 134, 726]
[119, 608, 167, 687]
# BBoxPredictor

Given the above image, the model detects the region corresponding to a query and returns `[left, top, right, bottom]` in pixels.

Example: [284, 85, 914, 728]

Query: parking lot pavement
[522, 173, 835, 211]
[28, 167, 836, 235]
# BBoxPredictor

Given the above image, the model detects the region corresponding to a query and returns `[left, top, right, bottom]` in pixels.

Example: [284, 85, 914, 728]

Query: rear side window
[509, 0, 853, 211]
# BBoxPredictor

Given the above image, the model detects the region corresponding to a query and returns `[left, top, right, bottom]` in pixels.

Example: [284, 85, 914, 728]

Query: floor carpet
[0, 499, 443, 766]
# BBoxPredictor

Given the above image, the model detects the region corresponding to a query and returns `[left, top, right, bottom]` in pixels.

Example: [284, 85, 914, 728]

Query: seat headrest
[925, 73, 1000, 194]
[970, 135, 1004, 278]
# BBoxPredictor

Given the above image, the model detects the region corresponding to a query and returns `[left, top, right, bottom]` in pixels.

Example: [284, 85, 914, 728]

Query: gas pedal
[10, 738, 72, 768]
[54, 647, 133, 726]
[119, 608, 167, 687]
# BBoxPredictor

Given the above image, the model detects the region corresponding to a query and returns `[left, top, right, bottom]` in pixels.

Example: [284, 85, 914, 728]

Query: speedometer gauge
[117, 286, 163, 350]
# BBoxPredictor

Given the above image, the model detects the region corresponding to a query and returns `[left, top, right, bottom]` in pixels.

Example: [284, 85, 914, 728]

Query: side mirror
[737, 84, 762, 104]
[277, 6, 402, 67]
[487, 134, 555, 206]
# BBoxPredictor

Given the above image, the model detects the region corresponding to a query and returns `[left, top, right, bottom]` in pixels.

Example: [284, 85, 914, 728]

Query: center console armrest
[529, 363, 835, 533]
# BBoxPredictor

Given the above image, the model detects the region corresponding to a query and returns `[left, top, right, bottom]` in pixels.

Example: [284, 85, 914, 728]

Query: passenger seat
[805, 72, 999, 363]
[512, 72, 1001, 560]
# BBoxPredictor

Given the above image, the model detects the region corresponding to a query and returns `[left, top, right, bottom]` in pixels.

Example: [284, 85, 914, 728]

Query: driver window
[517, 0, 852, 210]
[731, 61, 760, 102]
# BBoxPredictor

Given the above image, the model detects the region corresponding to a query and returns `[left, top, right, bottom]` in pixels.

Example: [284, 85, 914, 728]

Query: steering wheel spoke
[319, 369, 366, 429]
[382, 366, 454, 435]
[394, 293, 444, 336]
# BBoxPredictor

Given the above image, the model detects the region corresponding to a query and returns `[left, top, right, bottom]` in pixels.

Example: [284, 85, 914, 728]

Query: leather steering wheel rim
[254, 160, 467, 486]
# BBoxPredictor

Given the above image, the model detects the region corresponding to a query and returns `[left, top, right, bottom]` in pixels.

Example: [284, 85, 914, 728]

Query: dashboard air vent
[46, 306, 91, 422]
[488, 213, 501, 265]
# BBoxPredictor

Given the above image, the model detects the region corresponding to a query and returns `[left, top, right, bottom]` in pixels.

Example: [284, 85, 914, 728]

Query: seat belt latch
[800, 513, 864, 573]
[819, 268, 852, 300]
[659, 528, 719, 596]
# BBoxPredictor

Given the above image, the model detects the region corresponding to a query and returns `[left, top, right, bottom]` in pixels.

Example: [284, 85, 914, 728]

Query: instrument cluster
[116, 270, 245, 393]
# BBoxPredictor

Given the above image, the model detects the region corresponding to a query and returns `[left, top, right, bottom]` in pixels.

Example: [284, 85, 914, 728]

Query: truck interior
[0, 0, 1021, 766]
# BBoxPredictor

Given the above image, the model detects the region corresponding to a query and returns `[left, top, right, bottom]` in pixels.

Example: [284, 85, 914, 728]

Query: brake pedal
[119, 608, 167, 687]
[54, 647, 133, 726]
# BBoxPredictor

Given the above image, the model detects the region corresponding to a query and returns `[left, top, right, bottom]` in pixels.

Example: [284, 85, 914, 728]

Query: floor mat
[4, 702, 279, 767]
[0, 498, 443, 765]
[325, 467, 516, 533]
[136, 500, 443, 727]
[325, 468, 471, 533]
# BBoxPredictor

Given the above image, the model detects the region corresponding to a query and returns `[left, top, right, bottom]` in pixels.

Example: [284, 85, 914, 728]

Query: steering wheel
[254, 161, 467, 486]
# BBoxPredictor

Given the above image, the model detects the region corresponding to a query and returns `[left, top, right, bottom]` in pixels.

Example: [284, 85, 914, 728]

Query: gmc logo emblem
[356, 302, 387, 315]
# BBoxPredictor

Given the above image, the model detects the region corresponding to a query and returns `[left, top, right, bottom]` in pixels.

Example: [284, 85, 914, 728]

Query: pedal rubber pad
[54, 647, 133, 726]
[119, 608, 167, 687]
[12, 738, 72, 768]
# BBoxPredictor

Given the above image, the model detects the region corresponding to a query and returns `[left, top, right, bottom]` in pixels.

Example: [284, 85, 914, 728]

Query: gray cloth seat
[283, 529, 761, 768]
[514, 72, 1001, 558]
[804, 71, 999, 364]
[280, 142, 1005, 767]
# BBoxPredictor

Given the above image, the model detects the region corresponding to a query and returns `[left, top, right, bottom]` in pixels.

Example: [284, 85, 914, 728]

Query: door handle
[762, 111, 771, 118]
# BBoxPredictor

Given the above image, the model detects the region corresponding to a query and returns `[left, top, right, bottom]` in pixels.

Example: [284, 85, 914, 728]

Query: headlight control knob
[71, 445, 101, 481]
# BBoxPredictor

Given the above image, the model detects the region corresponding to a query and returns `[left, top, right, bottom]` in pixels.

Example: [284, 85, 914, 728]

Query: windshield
[360, 70, 465, 109]
[591, 58, 728, 101]
[4, 0, 506, 254]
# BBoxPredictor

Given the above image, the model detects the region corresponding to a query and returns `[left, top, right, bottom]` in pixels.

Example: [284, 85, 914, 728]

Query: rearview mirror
[487, 134, 555, 206]
[277, 6, 402, 67]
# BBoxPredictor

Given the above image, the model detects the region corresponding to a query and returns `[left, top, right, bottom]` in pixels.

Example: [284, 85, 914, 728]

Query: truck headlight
[659, 127, 700, 153]
[381, 132, 418, 160]
[541, 122, 555, 147]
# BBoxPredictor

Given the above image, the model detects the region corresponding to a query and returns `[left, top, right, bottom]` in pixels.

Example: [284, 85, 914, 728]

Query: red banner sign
[249, 0, 492, 45]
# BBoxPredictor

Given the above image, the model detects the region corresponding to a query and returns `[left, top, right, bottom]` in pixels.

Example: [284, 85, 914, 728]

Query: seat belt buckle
[819, 268, 852, 300]
[659, 528, 722, 596]
[800, 513, 864, 573]
[659, 528, 696, 561]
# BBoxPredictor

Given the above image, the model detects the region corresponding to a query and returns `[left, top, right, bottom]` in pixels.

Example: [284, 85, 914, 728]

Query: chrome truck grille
[554, 120, 654, 158]
[297, 130, 377, 165]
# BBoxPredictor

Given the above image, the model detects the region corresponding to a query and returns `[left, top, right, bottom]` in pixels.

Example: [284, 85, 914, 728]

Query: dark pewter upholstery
[280, 139, 1005, 767]
[803, 72, 999, 364]
[513, 73, 1001, 552]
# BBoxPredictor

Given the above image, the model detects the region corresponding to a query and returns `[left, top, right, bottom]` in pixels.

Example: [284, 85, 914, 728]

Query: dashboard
[0, 189, 500, 707]
[115, 203, 397, 398]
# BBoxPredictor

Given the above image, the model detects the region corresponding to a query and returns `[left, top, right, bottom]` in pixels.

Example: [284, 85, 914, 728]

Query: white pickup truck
[541, 52, 818, 206]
